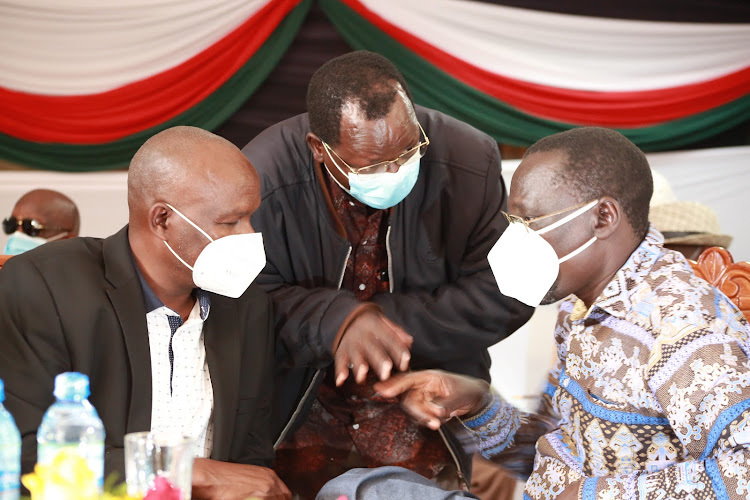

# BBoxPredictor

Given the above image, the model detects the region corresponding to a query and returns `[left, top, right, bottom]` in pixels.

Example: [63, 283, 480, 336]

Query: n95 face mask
[164, 204, 266, 299]
[488, 200, 598, 307]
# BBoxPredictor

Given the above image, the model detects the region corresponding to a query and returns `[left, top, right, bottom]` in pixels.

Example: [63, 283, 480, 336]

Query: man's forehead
[12, 197, 49, 221]
[509, 151, 570, 215]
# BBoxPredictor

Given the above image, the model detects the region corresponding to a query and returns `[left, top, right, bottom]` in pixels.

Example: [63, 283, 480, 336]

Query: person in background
[242, 50, 532, 498]
[360, 127, 750, 500]
[0, 126, 290, 500]
[2, 188, 80, 255]
[649, 171, 732, 261]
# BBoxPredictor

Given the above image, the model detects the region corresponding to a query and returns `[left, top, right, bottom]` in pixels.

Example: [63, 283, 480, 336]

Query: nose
[385, 161, 400, 174]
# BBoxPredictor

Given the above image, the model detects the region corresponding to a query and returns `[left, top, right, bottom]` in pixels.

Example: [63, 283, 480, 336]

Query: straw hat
[649, 200, 733, 248]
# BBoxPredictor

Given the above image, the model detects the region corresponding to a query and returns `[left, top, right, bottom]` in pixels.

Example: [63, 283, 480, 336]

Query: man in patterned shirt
[374, 127, 750, 500]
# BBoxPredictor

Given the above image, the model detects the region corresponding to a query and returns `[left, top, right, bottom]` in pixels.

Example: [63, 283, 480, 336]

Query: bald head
[11, 189, 80, 238]
[128, 126, 258, 219]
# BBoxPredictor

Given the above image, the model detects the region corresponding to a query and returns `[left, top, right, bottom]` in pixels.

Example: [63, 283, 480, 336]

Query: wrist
[461, 387, 500, 429]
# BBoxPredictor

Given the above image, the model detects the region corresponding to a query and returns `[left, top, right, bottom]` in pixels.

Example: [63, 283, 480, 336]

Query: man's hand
[373, 370, 490, 430]
[334, 309, 413, 386]
[191, 458, 291, 500]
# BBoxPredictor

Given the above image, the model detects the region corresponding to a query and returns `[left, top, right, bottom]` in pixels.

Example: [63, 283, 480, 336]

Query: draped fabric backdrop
[0, 0, 749, 171]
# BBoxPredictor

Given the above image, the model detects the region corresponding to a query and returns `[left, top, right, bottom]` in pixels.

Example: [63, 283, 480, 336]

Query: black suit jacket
[0, 226, 275, 476]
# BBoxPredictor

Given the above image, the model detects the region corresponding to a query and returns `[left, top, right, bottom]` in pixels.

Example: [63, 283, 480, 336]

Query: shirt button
[349, 201, 355, 206]
[352, 423, 360, 430]
[358, 283, 366, 291]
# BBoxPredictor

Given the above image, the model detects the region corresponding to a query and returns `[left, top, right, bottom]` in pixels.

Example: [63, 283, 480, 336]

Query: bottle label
[0, 442, 20, 496]
[37, 442, 104, 489]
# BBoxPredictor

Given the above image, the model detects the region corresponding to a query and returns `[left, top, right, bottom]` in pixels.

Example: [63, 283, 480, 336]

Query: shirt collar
[130, 246, 211, 320]
[572, 225, 665, 322]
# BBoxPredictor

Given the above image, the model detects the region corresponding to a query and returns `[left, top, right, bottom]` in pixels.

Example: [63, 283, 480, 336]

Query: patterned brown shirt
[464, 227, 750, 500]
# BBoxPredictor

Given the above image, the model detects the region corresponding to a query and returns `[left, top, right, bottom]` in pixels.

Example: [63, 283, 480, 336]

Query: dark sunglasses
[2, 216, 66, 237]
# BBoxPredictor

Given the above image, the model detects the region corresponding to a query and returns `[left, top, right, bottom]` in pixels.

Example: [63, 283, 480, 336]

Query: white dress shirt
[135, 260, 215, 458]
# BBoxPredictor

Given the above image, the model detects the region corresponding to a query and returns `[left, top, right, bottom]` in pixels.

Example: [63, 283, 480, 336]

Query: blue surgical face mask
[324, 149, 420, 210]
[3, 231, 66, 255]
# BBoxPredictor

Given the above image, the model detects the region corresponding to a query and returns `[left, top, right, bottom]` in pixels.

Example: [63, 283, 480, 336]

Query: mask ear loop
[162, 203, 214, 272]
[322, 145, 354, 194]
[165, 203, 214, 242]
[536, 200, 599, 235]
[45, 232, 69, 242]
[558, 236, 597, 263]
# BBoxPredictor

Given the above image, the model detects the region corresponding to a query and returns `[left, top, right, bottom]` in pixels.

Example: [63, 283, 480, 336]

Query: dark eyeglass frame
[2, 216, 68, 237]
[322, 121, 430, 175]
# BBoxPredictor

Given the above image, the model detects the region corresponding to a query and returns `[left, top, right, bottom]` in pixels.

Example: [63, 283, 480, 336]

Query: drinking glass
[124, 431, 194, 500]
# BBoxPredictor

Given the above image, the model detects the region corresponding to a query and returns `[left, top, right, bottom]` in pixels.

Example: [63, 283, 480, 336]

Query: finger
[360, 341, 393, 381]
[380, 317, 413, 371]
[334, 352, 352, 387]
[401, 394, 447, 430]
[378, 328, 411, 374]
[347, 350, 368, 385]
[373, 372, 422, 397]
[381, 316, 414, 347]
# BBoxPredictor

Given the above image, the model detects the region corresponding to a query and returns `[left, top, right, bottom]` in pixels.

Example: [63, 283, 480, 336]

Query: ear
[149, 203, 172, 240]
[306, 132, 326, 164]
[592, 197, 620, 240]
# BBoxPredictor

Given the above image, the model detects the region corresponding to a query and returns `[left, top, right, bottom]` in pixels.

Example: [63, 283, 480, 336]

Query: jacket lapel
[103, 226, 153, 434]
[204, 297, 241, 461]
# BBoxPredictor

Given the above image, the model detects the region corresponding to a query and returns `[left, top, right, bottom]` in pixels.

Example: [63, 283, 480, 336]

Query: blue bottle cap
[0, 379, 4, 403]
[53, 372, 90, 402]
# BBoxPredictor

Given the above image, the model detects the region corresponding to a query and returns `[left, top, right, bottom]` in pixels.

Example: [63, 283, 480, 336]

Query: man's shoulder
[2, 235, 105, 276]
[415, 106, 499, 176]
[635, 252, 749, 341]
[0, 228, 132, 293]
[241, 113, 314, 197]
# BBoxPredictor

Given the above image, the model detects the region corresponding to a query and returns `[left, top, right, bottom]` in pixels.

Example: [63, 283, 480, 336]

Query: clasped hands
[334, 308, 413, 386]
[335, 308, 490, 430]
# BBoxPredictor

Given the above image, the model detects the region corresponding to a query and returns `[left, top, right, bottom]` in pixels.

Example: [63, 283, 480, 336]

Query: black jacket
[243, 106, 533, 476]
[0, 226, 276, 477]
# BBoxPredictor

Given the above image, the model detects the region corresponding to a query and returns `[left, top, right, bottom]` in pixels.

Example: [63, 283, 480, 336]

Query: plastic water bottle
[37, 372, 105, 491]
[0, 379, 21, 500]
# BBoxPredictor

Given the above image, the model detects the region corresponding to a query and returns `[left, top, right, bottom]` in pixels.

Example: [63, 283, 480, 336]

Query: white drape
[356, 0, 750, 91]
[0, 0, 272, 95]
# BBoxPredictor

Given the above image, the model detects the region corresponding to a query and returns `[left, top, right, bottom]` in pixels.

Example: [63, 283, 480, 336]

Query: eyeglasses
[502, 199, 599, 231]
[322, 121, 430, 175]
[2, 216, 68, 237]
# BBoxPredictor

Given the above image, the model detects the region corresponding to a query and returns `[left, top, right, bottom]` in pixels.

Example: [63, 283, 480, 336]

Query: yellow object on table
[21, 450, 139, 500]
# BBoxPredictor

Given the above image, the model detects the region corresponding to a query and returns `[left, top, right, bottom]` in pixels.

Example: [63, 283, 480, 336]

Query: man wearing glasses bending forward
[242, 50, 532, 498]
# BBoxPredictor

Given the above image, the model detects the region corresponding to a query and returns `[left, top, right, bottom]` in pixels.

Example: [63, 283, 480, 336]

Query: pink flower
[143, 475, 182, 500]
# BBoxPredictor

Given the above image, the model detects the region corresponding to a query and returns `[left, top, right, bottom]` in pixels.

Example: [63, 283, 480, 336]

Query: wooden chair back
[689, 247, 750, 321]
[0, 255, 11, 270]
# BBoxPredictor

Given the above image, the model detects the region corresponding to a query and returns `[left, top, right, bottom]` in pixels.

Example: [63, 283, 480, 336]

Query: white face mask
[324, 148, 420, 210]
[488, 200, 598, 307]
[163, 204, 266, 299]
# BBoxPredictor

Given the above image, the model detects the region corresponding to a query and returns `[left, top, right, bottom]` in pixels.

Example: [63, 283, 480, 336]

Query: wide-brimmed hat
[650, 201, 733, 248]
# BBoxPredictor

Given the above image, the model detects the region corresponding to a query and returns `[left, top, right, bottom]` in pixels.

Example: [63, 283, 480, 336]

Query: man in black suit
[0, 126, 290, 500]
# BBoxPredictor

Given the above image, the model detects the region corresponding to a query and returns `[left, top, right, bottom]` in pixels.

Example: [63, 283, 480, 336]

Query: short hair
[525, 127, 653, 239]
[306, 51, 413, 145]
